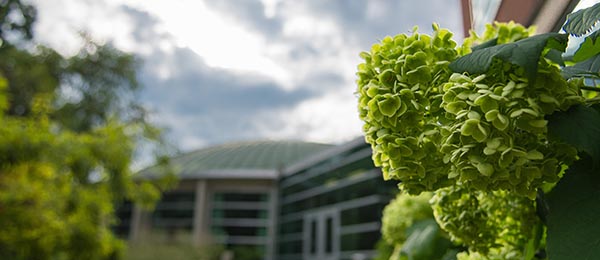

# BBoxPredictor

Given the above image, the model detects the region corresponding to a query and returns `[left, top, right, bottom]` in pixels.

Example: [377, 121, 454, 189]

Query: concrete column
[266, 183, 279, 260]
[129, 204, 143, 242]
[192, 180, 209, 245]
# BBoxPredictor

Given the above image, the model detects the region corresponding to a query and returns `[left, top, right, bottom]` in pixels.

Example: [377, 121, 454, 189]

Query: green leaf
[573, 30, 600, 62]
[545, 49, 565, 66]
[440, 249, 458, 260]
[401, 219, 453, 260]
[449, 33, 568, 81]
[472, 38, 498, 51]
[523, 222, 544, 260]
[547, 104, 600, 162]
[546, 158, 600, 260]
[561, 53, 600, 79]
[563, 2, 600, 36]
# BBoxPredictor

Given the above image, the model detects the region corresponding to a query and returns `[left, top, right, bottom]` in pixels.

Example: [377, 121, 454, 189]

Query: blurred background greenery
[0, 1, 176, 259]
[125, 231, 223, 260]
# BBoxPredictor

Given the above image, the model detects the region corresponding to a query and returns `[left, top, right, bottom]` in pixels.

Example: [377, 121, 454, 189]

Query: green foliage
[431, 187, 539, 259]
[572, 30, 600, 62]
[359, 10, 600, 259]
[380, 193, 456, 260]
[0, 103, 130, 259]
[458, 21, 535, 56]
[0, 1, 174, 259]
[561, 53, 600, 79]
[449, 33, 568, 81]
[547, 104, 600, 163]
[0, 0, 36, 40]
[358, 22, 580, 199]
[563, 2, 600, 36]
[0, 44, 61, 117]
[455, 251, 491, 260]
[546, 157, 600, 260]
[399, 219, 454, 260]
[56, 39, 142, 132]
[479, 21, 535, 45]
[125, 232, 223, 260]
[0, 40, 147, 133]
[381, 192, 434, 244]
[229, 245, 265, 260]
[373, 239, 396, 260]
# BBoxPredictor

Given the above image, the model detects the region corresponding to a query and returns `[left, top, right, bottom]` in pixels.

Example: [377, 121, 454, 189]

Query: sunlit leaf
[472, 38, 498, 51]
[563, 2, 600, 36]
[561, 53, 600, 79]
[449, 33, 568, 81]
[573, 30, 600, 62]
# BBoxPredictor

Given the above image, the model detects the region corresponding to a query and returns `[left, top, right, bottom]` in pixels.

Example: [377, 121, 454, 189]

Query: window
[210, 191, 271, 259]
[303, 209, 339, 260]
[151, 191, 195, 230]
[325, 217, 333, 253]
[310, 220, 317, 254]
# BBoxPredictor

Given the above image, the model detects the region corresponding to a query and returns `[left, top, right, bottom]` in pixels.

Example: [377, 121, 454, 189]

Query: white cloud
[34, 0, 290, 84]
[106, 0, 290, 85]
[150, 112, 209, 151]
[30, 0, 464, 152]
[259, 89, 364, 144]
[32, 0, 143, 55]
[260, 0, 281, 18]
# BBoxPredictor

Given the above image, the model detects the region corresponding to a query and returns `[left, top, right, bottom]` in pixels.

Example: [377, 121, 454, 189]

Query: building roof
[283, 137, 368, 176]
[142, 140, 332, 180]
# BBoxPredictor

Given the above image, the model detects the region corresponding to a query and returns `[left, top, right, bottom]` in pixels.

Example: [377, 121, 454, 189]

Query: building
[113, 2, 592, 259]
[277, 138, 397, 260]
[116, 138, 397, 260]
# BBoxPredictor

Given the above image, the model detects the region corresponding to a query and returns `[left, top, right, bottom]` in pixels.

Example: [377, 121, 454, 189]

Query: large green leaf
[449, 33, 568, 81]
[400, 219, 454, 260]
[546, 49, 565, 66]
[561, 53, 600, 79]
[472, 38, 498, 51]
[546, 158, 600, 260]
[573, 30, 600, 62]
[563, 2, 600, 36]
[547, 104, 600, 162]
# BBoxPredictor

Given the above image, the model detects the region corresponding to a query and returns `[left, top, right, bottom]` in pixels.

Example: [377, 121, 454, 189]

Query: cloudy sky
[31, 0, 464, 151]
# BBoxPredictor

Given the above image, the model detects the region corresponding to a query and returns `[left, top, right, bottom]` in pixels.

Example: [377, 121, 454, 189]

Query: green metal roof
[143, 140, 332, 179]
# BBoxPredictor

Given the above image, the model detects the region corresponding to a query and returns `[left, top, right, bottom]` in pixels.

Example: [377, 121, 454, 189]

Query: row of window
[210, 191, 272, 257]
[114, 141, 398, 260]
[277, 143, 397, 258]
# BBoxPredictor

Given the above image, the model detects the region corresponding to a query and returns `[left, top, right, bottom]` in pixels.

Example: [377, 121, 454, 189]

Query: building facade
[117, 138, 397, 260]
[277, 138, 397, 260]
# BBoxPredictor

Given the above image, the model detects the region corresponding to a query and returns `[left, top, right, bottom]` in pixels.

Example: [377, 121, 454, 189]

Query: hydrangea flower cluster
[439, 61, 582, 198]
[357, 23, 582, 198]
[431, 187, 538, 260]
[357, 24, 458, 194]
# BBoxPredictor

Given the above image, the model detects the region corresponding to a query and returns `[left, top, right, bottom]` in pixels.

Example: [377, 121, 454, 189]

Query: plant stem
[585, 96, 600, 104]
[581, 86, 600, 92]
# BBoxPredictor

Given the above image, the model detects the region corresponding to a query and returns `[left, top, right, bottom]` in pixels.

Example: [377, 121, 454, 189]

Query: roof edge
[179, 169, 278, 180]
[283, 136, 367, 176]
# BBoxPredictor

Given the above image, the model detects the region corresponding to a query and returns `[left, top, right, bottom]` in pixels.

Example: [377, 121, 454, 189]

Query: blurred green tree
[0, 1, 175, 259]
